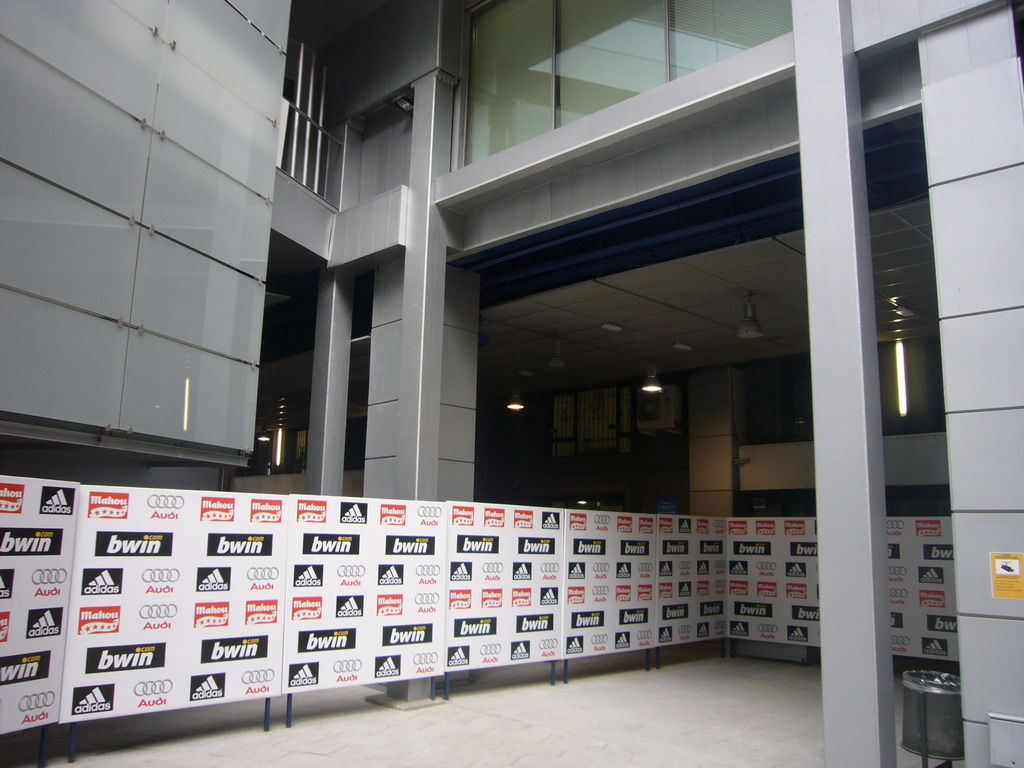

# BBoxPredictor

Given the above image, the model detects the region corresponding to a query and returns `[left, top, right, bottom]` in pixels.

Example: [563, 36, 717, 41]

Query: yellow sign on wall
[991, 553, 1024, 598]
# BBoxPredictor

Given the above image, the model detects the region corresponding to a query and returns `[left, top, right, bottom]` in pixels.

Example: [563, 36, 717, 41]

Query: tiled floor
[3, 643, 962, 768]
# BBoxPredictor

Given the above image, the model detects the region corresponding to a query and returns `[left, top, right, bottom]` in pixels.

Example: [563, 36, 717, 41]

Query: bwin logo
[511, 642, 530, 661]
[792, 606, 820, 622]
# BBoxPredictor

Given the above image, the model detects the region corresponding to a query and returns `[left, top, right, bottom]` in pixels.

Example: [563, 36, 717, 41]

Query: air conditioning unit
[637, 384, 682, 433]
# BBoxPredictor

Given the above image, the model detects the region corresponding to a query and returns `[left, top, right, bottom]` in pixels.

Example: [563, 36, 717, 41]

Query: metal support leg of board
[443, 672, 451, 701]
[67, 723, 76, 763]
[645, 649, 651, 671]
[562, 660, 569, 684]
[286, 693, 293, 728]
[429, 677, 436, 701]
[37, 724, 48, 768]
[263, 698, 271, 732]
[656, 647, 661, 670]
[549, 661, 556, 685]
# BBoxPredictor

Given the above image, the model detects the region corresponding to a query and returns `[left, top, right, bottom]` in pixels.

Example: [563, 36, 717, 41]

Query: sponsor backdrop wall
[444, 503, 562, 672]
[282, 496, 446, 691]
[0, 475, 79, 735]
[655, 516, 727, 647]
[62, 487, 288, 721]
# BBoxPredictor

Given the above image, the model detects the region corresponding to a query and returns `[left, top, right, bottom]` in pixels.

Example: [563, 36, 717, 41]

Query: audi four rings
[593, 562, 610, 572]
[139, 604, 178, 619]
[248, 567, 279, 580]
[241, 669, 275, 684]
[479, 643, 501, 655]
[636, 630, 652, 640]
[134, 680, 173, 696]
[591, 586, 609, 595]
[638, 562, 653, 572]
[594, 514, 611, 525]
[590, 634, 608, 644]
[540, 562, 559, 573]
[891, 635, 911, 645]
[890, 588, 909, 597]
[147, 494, 185, 509]
[337, 565, 367, 577]
[31, 569, 67, 585]
[142, 569, 180, 583]
[481, 562, 503, 574]
[18, 692, 56, 711]
[415, 565, 441, 576]
[756, 561, 777, 571]
[889, 566, 908, 575]
[333, 659, 362, 673]
[417, 506, 443, 518]
[413, 653, 438, 665]
[538, 638, 558, 650]
[757, 623, 778, 633]
[415, 593, 440, 605]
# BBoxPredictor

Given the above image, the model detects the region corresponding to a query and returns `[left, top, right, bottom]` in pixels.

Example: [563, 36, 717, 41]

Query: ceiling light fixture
[641, 365, 663, 393]
[894, 303, 917, 318]
[672, 342, 693, 352]
[506, 386, 525, 411]
[546, 339, 566, 371]
[737, 292, 765, 340]
[600, 322, 624, 332]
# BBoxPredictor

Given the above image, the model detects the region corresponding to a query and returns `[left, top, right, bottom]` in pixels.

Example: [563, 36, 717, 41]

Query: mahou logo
[452, 505, 475, 526]
[380, 504, 406, 525]
[296, 499, 327, 523]
[916, 519, 941, 537]
[291, 597, 322, 621]
[639, 517, 654, 534]
[88, 492, 129, 519]
[512, 588, 532, 607]
[617, 516, 632, 533]
[194, 603, 230, 629]
[200, 497, 234, 522]
[79, 606, 120, 635]
[0, 612, 8, 642]
[250, 498, 282, 523]
[245, 600, 278, 625]
[484, 508, 505, 527]
[0, 483, 25, 514]
[449, 590, 471, 610]
[514, 509, 533, 528]
[638, 584, 653, 601]
[787, 583, 808, 600]
[568, 586, 585, 604]
[481, 589, 503, 609]
[756, 520, 776, 536]
[377, 595, 403, 616]
[569, 512, 587, 530]
[785, 520, 806, 536]
[728, 520, 747, 536]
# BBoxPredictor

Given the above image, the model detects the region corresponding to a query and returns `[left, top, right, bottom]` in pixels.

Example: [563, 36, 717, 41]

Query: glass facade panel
[669, 0, 792, 79]
[557, 0, 665, 127]
[466, 0, 554, 163]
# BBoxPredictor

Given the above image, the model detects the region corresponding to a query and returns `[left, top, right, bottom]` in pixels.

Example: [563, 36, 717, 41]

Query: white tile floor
[2, 643, 964, 768]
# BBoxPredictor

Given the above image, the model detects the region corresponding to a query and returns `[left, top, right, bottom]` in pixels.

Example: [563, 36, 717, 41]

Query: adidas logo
[730, 562, 746, 574]
[336, 596, 362, 617]
[659, 562, 672, 577]
[448, 646, 469, 666]
[375, 655, 400, 678]
[378, 566, 402, 585]
[27, 609, 60, 638]
[616, 563, 630, 578]
[191, 675, 224, 701]
[566, 636, 583, 654]
[568, 563, 585, 579]
[513, 563, 531, 580]
[542, 513, 560, 530]
[290, 664, 318, 687]
[540, 589, 557, 605]
[83, 569, 121, 595]
[40, 488, 73, 515]
[295, 566, 322, 587]
[919, 567, 943, 584]
[73, 685, 113, 714]
[0, 570, 10, 599]
[341, 504, 367, 524]
[197, 569, 229, 592]
[450, 563, 471, 581]
[511, 642, 530, 660]
[788, 626, 808, 642]
[922, 639, 948, 656]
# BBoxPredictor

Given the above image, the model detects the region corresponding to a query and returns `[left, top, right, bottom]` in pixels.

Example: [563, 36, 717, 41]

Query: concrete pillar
[792, 1, 895, 766]
[688, 367, 743, 517]
[919, 4, 1024, 762]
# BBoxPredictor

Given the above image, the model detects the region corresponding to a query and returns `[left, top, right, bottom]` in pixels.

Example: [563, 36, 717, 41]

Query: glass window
[466, 0, 554, 163]
[556, 0, 666, 127]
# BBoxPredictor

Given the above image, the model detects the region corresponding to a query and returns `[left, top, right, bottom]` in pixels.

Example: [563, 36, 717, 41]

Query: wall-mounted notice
[61, 488, 288, 721]
[562, 510, 655, 659]
[444, 503, 562, 672]
[726, 518, 820, 647]
[655, 516, 727, 646]
[282, 497, 446, 692]
[0, 475, 79, 735]
[991, 552, 1024, 599]
[886, 517, 958, 661]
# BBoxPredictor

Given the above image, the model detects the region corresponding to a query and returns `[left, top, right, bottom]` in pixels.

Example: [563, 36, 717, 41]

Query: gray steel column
[393, 70, 456, 501]
[305, 267, 354, 495]
[792, 2, 895, 766]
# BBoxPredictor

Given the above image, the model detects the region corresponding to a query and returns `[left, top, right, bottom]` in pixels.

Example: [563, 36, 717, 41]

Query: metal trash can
[901, 671, 965, 764]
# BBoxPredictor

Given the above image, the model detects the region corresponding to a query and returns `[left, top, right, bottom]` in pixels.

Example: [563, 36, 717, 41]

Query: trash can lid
[902, 670, 961, 694]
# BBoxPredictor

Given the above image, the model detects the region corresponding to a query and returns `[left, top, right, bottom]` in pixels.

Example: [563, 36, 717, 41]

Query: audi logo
[757, 623, 778, 633]
[134, 679, 173, 696]
[415, 565, 441, 577]
[755, 562, 777, 571]
[890, 588, 908, 598]
[19, 691, 55, 711]
[413, 653, 438, 665]
[679, 561, 693, 570]
[591, 634, 608, 644]
[636, 630, 652, 641]
[889, 566, 907, 576]
[241, 669, 275, 684]
[886, 520, 905, 530]
[417, 506, 443, 519]
[540, 562, 559, 573]
[337, 565, 366, 577]
[32, 568, 67, 585]
[248, 567, 279, 581]
[637, 562, 653, 573]
[593, 563, 610, 573]
[480, 644, 501, 655]
[333, 659, 363, 673]
[148, 494, 184, 509]
[592, 586, 609, 596]
[415, 593, 440, 605]
[142, 568, 180, 583]
[891, 635, 910, 645]
[481, 562, 503, 574]
[594, 514, 611, 525]
[139, 604, 178, 619]
[539, 638, 558, 650]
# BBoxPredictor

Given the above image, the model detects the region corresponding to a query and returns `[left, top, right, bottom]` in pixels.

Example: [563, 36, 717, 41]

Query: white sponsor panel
[61, 488, 287, 721]
[886, 517, 958, 661]
[444, 503, 562, 671]
[655, 516, 727, 646]
[0, 475, 78, 735]
[282, 497, 445, 691]
[725, 518, 820, 647]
